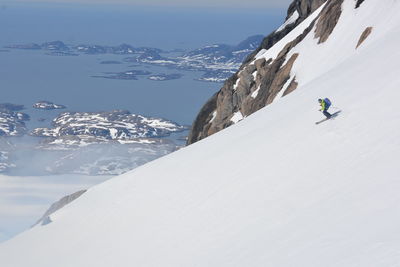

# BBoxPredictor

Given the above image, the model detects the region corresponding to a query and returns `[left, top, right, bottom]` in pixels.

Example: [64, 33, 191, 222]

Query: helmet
[318, 99, 322, 103]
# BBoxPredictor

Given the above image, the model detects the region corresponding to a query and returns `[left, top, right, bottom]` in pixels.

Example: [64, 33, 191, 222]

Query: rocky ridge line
[187, 0, 340, 144]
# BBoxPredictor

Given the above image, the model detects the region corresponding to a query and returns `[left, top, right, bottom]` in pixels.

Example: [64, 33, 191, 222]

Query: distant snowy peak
[31, 110, 187, 147]
[33, 101, 66, 110]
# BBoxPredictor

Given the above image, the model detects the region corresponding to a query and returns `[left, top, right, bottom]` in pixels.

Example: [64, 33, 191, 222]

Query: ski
[315, 110, 341, 125]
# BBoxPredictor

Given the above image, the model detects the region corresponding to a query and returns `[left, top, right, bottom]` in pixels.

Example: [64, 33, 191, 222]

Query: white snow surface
[1, 0, 400, 266]
[230, 111, 244, 123]
[251, 85, 261, 99]
[275, 10, 299, 33]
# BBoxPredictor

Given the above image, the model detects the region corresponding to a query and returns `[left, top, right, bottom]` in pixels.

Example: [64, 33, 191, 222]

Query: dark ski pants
[323, 110, 332, 119]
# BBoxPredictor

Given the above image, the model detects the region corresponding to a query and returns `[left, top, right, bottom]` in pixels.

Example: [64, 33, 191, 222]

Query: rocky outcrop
[34, 190, 87, 226]
[314, 0, 344, 43]
[356, 27, 373, 48]
[188, 0, 330, 145]
[355, 0, 365, 8]
[243, 0, 327, 67]
[287, 0, 327, 19]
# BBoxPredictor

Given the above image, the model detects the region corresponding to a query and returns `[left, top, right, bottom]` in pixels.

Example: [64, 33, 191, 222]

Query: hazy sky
[3, 0, 293, 8]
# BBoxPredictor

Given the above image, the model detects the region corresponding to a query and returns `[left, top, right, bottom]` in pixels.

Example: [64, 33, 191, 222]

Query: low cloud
[0, 174, 111, 243]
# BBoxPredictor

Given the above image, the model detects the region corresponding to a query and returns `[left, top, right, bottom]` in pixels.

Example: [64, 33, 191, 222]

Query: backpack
[324, 98, 332, 109]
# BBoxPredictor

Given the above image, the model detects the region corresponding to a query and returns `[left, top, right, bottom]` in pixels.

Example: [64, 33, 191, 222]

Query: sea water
[0, 3, 285, 124]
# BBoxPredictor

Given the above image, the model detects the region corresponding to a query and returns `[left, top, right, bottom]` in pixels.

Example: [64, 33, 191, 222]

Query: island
[5, 35, 264, 83]
[33, 101, 66, 110]
[31, 110, 188, 148]
[148, 73, 183, 81]
[100, 60, 122, 64]
[92, 70, 151, 80]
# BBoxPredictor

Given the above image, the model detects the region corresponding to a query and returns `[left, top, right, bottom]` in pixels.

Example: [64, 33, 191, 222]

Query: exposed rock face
[188, 0, 331, 145]
[314, 0, 344, 43]
[243, 0, 327, 66]
[356, 27, 373, 48]
[355, 0, 365, 8]
[34, 190, 87, 226]
[288, 0, 327, 19]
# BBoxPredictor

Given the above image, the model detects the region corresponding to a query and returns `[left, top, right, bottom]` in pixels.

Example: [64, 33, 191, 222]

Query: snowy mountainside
[1, 0, 400, 266]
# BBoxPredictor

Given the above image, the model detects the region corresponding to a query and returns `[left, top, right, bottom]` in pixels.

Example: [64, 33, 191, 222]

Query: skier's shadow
[330, 110, 342, 118]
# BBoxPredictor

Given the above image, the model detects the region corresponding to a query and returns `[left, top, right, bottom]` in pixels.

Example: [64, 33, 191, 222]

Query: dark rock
[356, 27, 373, 48]
[34, 190, 87, 227]
[355, 0, 365, 8]
[314, 0, 344, 44]
[187, 92, 219, 144]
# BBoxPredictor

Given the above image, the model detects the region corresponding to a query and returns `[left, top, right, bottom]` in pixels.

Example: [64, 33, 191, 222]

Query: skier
[318, 98, 332, 119]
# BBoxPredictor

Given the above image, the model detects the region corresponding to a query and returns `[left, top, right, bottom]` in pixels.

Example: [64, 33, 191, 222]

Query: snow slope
[1, 0, 400, 266]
